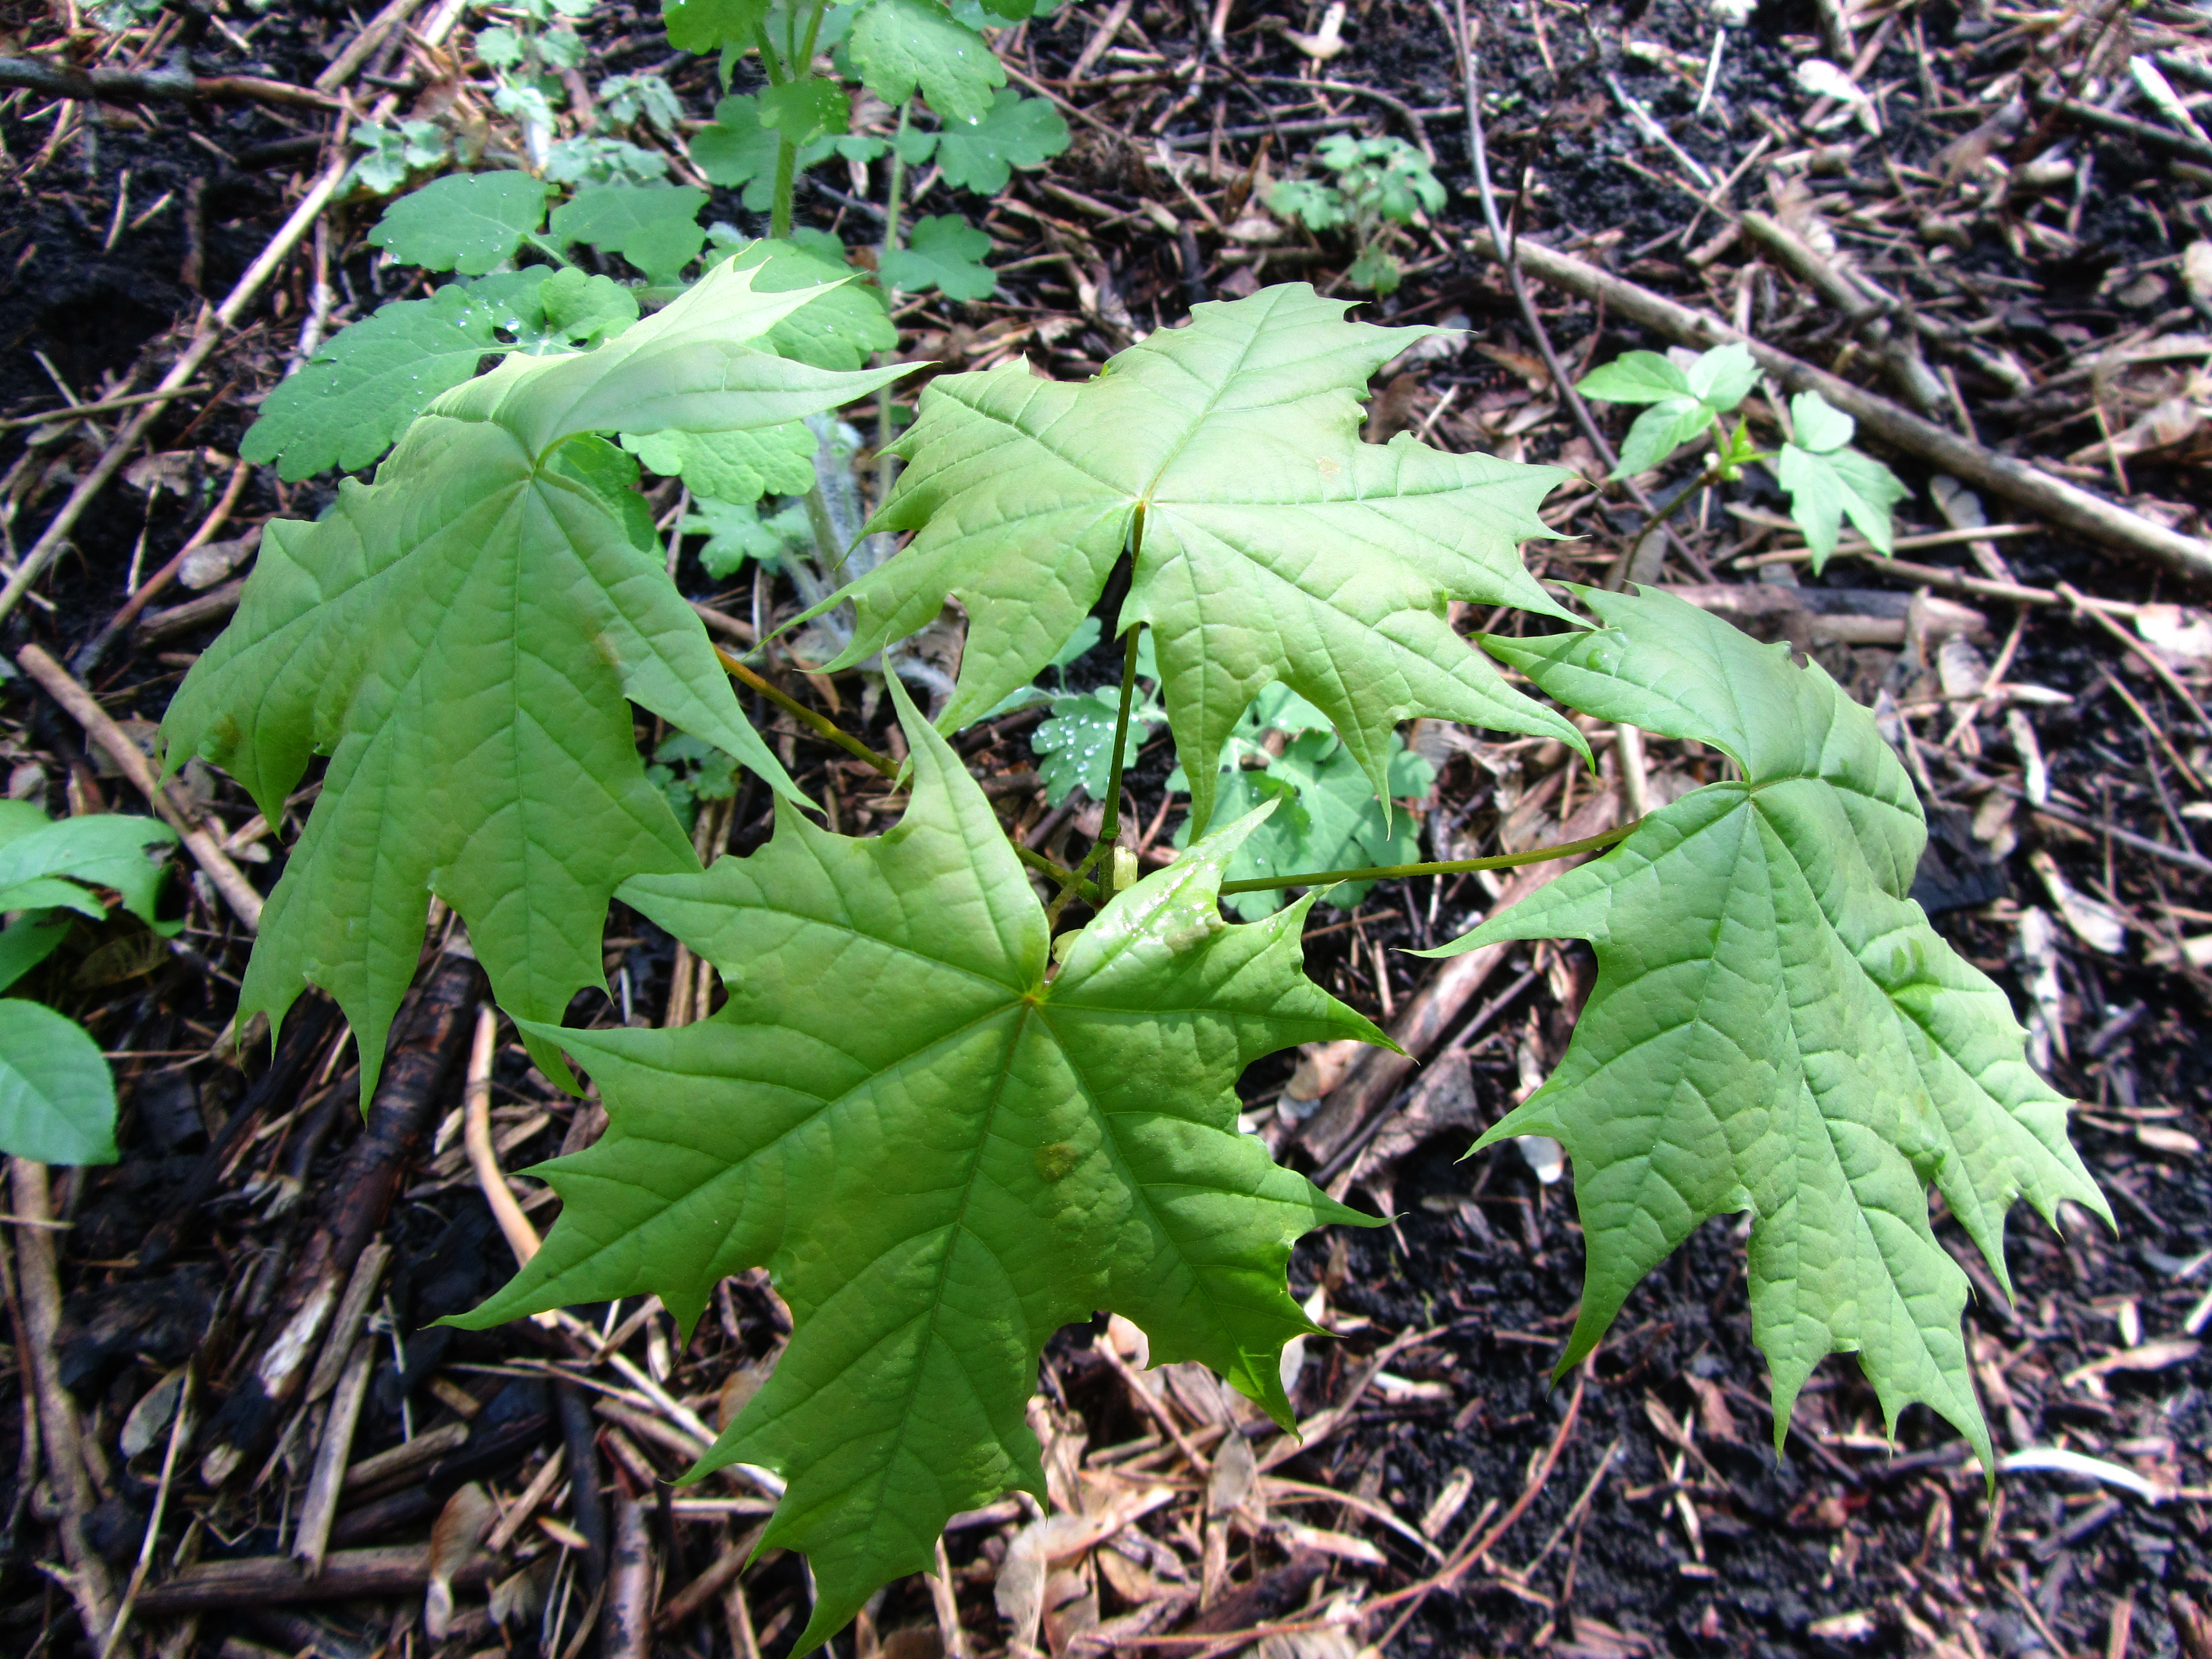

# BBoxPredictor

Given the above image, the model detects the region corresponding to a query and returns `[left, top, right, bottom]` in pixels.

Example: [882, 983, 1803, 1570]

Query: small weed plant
[0, 804, 177, 1164]
[147, 5, 2105, 1648]
[1266, 133, 1445, 294]
[1580, 339, 1911, 565]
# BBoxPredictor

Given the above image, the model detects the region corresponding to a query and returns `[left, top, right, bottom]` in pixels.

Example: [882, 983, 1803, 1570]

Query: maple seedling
[1578, 340, 1911, 567]
[173, 260, 2106, 1650]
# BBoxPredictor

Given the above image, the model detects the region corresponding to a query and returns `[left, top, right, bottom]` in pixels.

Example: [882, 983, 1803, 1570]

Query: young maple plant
[166, 243, 2104, 1647]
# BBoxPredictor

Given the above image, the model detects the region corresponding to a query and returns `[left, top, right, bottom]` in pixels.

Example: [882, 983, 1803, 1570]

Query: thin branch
[712, 647, 1102, 901]
[0, 54, 342, 110]
[1218, 820, 1636, 895]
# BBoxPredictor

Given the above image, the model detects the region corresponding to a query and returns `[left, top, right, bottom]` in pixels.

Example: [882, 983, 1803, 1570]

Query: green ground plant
[1579, 339, 1911, 565]
[1266, 133, 1445, 294]
[158, 11, 2107, 1649]
[0, 804, 178, 1165]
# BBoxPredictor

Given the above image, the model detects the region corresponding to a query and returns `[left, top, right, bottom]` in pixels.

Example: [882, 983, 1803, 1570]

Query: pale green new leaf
[550, 184, 710, 286]
[1686, 341, 1757, 411]
[1426, 585, 2109, 1463]
[455, 686, 1384, 1650]
[1575, 350, 1691, 405]
[820, 284, 1585, 838]
[0, 801, 176, 927]
[848, 0, 1005, 123]
[727, 235, 899, 370]
[241, 271, 645, 484]
[1791, 387, 1856, 453]
[0, 1000, 117, 1166]
[932, 90, 1071, 194]
[878, 214, 996, 300]
[367, 171, 554, 275]
[622, 422, 817, 503]
[1614, 396, 1716, 479]
[1779, 438, 1909, 569]
[163, 263, 912, 1093]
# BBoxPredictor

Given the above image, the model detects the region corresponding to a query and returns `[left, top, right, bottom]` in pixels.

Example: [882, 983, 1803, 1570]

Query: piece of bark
[292, 1336, 373, 1577]
[1470, 229, 2212, 589]
[1297, 791, 1621, 1169]
[1179, 1549, 1328, 1635]
[139, 994, 343, 1270]
[7, 1161, 119, 1648]
[560, 1378, 611, 1592]
[136, 577, 245, 645]
[601, 1491, 654, 1659]
[1341, 1050, 1486, 1212]
[133, 1545, 497, 1614]
[199, 951, 484, 1487]
[1659, 583, 1989, 646]
[0, 54, 343, 108]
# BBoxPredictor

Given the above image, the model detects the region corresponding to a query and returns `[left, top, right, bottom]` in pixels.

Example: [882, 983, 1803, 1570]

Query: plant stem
[1096, 622, 1144, 854]
[719, 647, 893, 778]
[796, 0, 829, 72]
[713, 647, 1103, 903]
[1218, 821, 1636, 895]
[1046, 619, 1146, 918]
[874, 101, 912, 507]
[770, 138, 798, 239]
[716, 644, 1614, 910]
[801, 477, 842, 575]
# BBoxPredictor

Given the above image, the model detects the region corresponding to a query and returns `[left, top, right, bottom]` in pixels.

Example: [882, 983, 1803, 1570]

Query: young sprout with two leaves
[0, 804, 178, 1165]
[1578, 340, 1910, 567]
[1267, 133, 1445, 294]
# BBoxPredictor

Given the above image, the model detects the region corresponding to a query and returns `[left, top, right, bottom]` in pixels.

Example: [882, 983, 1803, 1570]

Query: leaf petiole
[712, 646, 1104, 902]
[1217, 820, 1638, 895]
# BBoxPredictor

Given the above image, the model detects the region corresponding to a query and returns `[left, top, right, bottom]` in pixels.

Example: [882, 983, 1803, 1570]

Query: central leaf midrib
[852, 997, 1039, 1549]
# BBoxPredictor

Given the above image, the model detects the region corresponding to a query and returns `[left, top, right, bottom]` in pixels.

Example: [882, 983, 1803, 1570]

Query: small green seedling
[0, 803, 179, 1166]
[1577, 341, 1910, 568]
[1266, 133, 1445, 294]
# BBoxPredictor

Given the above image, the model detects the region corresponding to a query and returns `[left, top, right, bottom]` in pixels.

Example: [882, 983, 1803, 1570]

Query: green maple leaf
[456, 685, 1384, 1648]
[1777, 390, 1910, 569]
[367, 171, 555, 275]
[878, 214, 996, 300]
[848, 0, 1004, 123]
[163, 264, 910, 1093]
[241, 271, 641, 483]
[550, 184, 710, 286]
[815, 283, 1585, 839]
[930, 89, 1071, 195]
[1424, 585, 2109, 1463]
